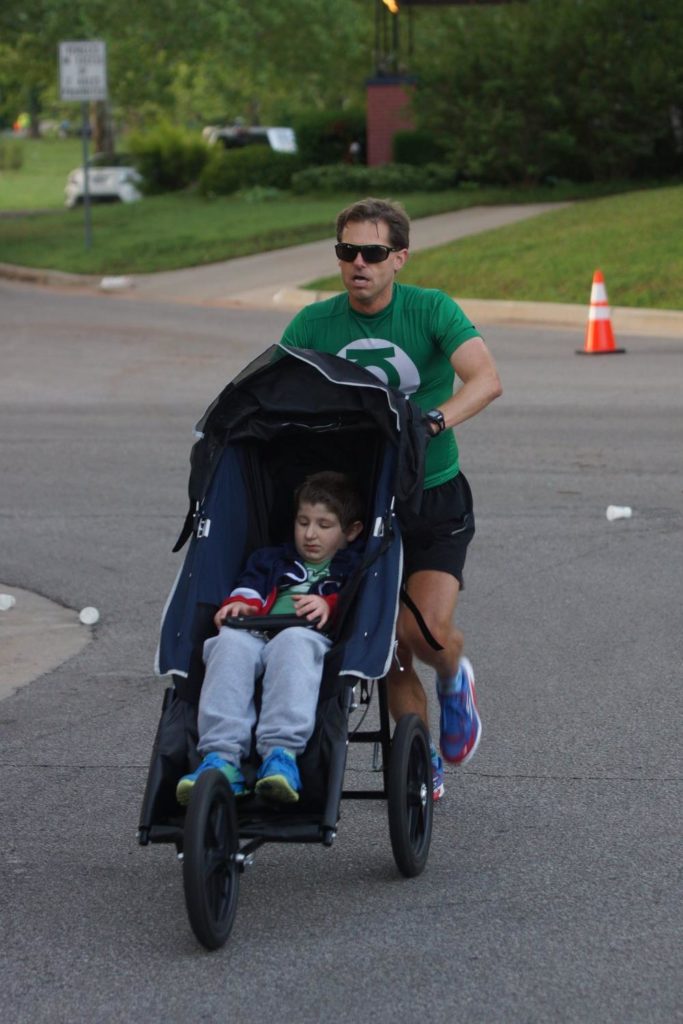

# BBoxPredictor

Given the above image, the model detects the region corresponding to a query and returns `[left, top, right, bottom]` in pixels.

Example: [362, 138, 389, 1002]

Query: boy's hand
[214, 602, 256, 628]
[292, 594, 329, 629]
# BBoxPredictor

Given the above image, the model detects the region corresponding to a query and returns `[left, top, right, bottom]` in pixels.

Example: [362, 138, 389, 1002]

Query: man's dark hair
[336, 197, 410, 250]
[295, 471, 363, 531]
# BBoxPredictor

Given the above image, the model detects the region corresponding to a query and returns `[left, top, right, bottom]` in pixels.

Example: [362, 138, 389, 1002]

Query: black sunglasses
[335, 242, 401, 264]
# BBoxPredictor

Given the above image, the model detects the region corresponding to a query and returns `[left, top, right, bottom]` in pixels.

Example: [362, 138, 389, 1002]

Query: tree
[410, 0, 683, 182]
[0, 0, 374, 141]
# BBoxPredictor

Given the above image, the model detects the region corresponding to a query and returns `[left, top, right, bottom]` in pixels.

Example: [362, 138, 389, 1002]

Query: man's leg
[387, 570, 461, 801]
[388, 567, 480, 766]
[387, 568, 461, 724]
[389, 472, 479, 774]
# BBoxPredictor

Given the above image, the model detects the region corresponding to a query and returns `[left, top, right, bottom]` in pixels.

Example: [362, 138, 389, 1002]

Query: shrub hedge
[127, 124, 208, 193]
[128, 123, 209, 193]
[393, 130, 448, 167]
[0, 139, 24, 169]
[292, 110, 366, 166]
[199, 147, 302, 196]
[290, 162, 459, 194]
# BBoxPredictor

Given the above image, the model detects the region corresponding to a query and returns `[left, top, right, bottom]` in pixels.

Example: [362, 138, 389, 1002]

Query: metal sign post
[59, 41, 108, 250]
[79, 100, 92, 248]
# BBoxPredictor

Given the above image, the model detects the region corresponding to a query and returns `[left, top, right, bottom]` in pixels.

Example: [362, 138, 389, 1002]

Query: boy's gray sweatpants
[197, 626, 332, 764]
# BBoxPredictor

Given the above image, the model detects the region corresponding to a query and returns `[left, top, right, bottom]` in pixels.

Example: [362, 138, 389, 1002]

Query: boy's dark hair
[295, 471, 363, 531]
[336, 197, 410, 250]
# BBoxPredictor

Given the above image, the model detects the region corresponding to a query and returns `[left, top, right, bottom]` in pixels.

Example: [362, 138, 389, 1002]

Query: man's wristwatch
[426, 409, 446, 436]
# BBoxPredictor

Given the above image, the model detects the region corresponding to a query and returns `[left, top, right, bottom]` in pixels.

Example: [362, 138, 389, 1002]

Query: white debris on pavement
[79, 606, 100, 625]
[99, 276, 132, 291]
[606, 505, 633, 521]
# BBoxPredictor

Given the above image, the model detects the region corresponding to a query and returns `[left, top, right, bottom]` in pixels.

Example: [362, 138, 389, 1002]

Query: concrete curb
[0, 261, 100, 289]
[461, 298, 683, 337]
[2, 264, 679, 339]
[2, 263, 682, 336]
[269, 287, 683, 338]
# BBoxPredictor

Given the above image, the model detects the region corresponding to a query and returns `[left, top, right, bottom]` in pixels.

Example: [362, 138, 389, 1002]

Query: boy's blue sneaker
[431, 748, 445, 802]
[438, 656, 482, 765]
[176, 752, 247, 806]
[255, 747, 301, 803]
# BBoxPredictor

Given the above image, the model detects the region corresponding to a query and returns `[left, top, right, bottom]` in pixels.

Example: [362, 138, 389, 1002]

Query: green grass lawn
[1, 192, 464, 274]
[0, 185, 585, 276]
[310, 185, 683, 310]
[0, 137, 82, 209]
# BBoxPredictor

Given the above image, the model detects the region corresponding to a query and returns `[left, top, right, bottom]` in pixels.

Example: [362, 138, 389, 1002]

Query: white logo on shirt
[338, 339, 420, 395]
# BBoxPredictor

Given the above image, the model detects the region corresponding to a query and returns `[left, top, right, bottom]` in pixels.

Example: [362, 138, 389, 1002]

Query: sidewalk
[120, 202, 570, 308]
[0, 585, 91, 701]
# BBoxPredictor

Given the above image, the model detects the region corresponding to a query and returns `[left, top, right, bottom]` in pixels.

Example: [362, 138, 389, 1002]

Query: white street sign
[59, 40, 107, 102]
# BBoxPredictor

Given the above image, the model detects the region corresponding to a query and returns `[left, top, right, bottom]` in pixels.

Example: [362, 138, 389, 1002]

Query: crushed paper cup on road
[606, 505, 633, 521]
[0, 593, 17, 611]
[99, 276, 132, 292]
[79, 606, 100, 625]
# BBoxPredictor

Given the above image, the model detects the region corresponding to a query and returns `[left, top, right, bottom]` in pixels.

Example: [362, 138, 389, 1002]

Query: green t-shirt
[281, 283, 479, 488]
[270, 560, 331, 615]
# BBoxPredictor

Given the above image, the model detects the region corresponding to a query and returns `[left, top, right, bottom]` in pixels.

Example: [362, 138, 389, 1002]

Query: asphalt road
[1, 278, 681, 1023]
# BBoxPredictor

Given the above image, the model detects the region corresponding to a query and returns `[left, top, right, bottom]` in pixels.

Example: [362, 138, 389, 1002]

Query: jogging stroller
[138, 345, 434, 950]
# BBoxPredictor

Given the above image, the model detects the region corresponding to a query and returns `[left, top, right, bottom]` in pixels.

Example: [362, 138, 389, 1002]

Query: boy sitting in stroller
[176, 471, 363, 806]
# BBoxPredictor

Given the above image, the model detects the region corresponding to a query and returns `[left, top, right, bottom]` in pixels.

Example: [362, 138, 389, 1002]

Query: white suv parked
[202, 125, 297, 154]
[65, 157, 143, 208]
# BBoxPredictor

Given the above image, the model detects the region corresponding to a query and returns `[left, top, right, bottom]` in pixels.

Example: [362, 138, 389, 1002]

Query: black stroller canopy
[181, 345, 427, 545]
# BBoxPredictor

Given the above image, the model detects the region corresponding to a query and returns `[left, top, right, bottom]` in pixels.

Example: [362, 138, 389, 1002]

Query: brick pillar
[366, 76, 416, 166]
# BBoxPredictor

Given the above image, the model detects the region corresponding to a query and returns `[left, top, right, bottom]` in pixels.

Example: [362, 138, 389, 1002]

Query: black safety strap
[172, 503, 197, 553]
[400, 586, 444, 652]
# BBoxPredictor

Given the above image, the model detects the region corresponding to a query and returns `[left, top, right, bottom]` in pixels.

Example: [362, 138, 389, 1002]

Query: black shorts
[402, 472, 475, 587]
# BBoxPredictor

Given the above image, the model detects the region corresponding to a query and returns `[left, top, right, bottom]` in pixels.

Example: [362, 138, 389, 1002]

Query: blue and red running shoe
[431, 747, 445, 801]
[438, 656, 482, 765]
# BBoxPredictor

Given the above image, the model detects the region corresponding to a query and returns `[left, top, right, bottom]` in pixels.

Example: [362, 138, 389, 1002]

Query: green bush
[290, 162, 459, 195]
[292, 110, 366, 166]
[128, 123, 209, 193]
[414, 0, 683, 184]
[236, 185, 286, 203]
[393, 130, 448, 167]
[0, 140, 24, 170]
[89, 151, 135, 168]
[199, 147, 302, 196]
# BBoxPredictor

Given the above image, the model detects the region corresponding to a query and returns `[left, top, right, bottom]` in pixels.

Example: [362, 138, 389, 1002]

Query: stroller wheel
[387, 714, 433, 877]
[182, 770, 240, 950]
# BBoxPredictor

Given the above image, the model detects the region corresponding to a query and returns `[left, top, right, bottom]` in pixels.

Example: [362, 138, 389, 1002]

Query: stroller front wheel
[387, 714, 434, 877]
[182, 770, 240, 949]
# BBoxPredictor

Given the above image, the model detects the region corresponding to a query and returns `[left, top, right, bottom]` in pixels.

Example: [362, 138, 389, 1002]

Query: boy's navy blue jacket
[221, 542, 362, 619]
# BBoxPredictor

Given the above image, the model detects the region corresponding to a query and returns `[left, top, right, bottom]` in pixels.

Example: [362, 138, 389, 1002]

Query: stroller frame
[138, 347, 434, 949]
[139, 669, 432, 949]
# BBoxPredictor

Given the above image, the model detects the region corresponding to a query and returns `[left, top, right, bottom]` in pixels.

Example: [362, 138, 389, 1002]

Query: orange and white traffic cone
[577, 269, 625, 355]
